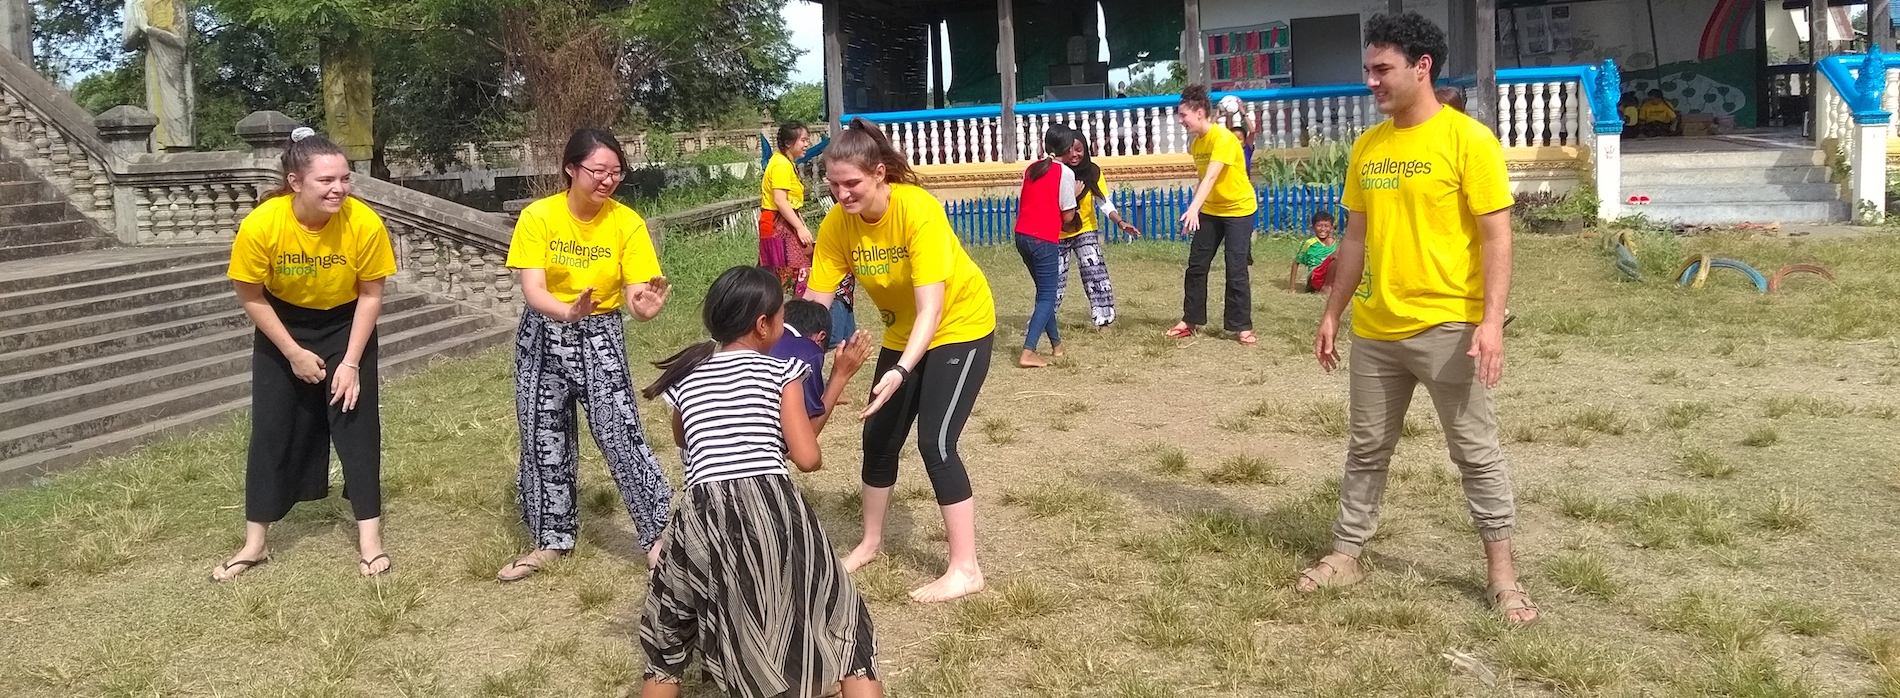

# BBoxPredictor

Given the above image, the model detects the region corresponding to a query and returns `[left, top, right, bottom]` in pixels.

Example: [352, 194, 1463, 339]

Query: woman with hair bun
[215, 126, 396, 581]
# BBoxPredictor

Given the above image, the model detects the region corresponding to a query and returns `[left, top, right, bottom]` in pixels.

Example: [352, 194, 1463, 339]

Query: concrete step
[0, 236, 108, 262]
[0, 181, 56, 207]
[0, 246, 228, 295]
[0, 259, 228, 312]
[1622, 165, 1832, 188]
[0, 275, 230, 331]
[1623, 148, 1825, 170]
[0, 293, 430, 376]
[1618, 182, 1842, 205]
[0, 301, 466, 424]
[0, 160, 31, 182]
[0, 219, 95, 247]
[0, 201, 80, 227]
[1633, 201, 1848, 225]
[0, 318, 513, 481]
[0, 294, 449, 400]
[0, 294, 237, 354]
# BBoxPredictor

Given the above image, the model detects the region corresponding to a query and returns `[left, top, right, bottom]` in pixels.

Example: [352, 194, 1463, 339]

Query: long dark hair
[641, 266, 785, 400]
[262, 127, 348, 200]
[822, 117, 921, 186]
[561, 127, 629, 189]
[776, 121, 807, 152]
[1068, 130, 1107, 202]
[1027, 125, 1079, 183]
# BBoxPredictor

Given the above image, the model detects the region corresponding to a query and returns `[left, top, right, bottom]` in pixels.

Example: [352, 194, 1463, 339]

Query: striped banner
[943, 185, 1346, 247]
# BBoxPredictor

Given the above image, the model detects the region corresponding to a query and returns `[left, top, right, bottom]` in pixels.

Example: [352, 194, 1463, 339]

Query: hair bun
[290, 127, 317, 143]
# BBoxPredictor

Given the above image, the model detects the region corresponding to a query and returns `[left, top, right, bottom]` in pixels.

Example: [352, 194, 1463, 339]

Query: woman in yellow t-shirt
[1168, 84, 1261, 346]
[802, 117, 996, 604]
[496, 128, 675, 583]
[215, 128, 397, 581]
[761, 121, 815, 293]
[1056, 128, 1141, 329]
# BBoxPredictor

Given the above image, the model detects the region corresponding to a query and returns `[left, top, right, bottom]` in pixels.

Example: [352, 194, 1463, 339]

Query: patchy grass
[1678, 446, 1736, 479]
[4, 231, 1899, 696]
[1742, 425, 1781, 448]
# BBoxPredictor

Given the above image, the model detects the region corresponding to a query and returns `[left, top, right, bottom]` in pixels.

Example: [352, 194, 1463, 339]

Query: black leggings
[862, 333, 993, 505]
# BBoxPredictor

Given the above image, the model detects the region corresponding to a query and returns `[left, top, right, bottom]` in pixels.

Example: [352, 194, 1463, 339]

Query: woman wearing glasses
[497, 128, 676, 582]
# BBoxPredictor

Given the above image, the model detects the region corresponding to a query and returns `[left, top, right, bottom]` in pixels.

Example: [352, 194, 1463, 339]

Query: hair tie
[290, 127, 317, 143]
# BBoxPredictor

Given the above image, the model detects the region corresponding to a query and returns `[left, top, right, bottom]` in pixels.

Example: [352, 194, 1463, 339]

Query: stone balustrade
[0, 86, 115, 228]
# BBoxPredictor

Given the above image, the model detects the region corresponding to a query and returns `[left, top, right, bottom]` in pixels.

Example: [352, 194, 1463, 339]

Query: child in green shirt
[1290, 210, 1338, 292]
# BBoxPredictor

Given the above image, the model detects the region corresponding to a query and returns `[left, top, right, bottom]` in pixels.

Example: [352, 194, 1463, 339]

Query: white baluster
[1530, 82, 1549, 147]
[1303, 98, 1318, 146]
[1496, 84, 1511, 145]
[1511, 83, 1530, 148]
[1888, 69, 1900, 139]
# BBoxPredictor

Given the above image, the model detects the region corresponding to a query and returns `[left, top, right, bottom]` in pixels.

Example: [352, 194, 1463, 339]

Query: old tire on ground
[1767, 264, 1835, 292]
[1677, 257, 1767, 292]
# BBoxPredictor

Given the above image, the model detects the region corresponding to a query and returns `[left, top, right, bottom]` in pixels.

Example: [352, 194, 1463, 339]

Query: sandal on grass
[1295, 554, 1365, 592]
[359, 553, 393, 577]
[209, 556, 268, 583]
[1236, 331, 1259, 347]
[497, 550, 567, 583]
[1164, 324, 1195, 339]
[1490, 583, 1540, 624]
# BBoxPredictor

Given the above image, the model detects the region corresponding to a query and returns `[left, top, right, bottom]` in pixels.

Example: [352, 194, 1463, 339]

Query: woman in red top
[1012, 127, 1081, 368]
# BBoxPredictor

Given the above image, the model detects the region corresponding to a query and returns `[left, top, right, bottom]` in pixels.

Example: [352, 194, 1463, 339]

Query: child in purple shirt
[769, 299, 873, 434]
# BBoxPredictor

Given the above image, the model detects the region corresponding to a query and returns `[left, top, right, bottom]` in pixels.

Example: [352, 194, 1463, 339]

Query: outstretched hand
[565, 287, 599, 322]
[833, 331, 874, 379]
[628, 276, 672, 319]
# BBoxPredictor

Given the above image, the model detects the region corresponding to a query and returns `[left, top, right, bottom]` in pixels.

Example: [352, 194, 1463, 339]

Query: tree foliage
[772, 82, 822, 125]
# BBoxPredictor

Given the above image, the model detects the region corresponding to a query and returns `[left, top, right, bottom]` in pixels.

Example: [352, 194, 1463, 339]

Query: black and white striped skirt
[640, 474, 877, 697]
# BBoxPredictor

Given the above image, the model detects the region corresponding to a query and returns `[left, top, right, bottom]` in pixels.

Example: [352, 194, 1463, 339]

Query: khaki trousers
[1332, 323, 1516, 557]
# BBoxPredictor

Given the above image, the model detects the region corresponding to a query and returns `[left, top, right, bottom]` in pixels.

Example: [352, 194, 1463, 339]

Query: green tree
[773, 82, 822, 124]
[1124, 60, 1186, 97]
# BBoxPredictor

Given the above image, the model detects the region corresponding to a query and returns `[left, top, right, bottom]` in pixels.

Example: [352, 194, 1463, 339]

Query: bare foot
[840, 541, 881, 573]
[1051, 343, 1066, 358]
[909, 567, 985, 603]
[1294, 552, 1364, 593]
[1018, 349, 1050, 368]
[210, 547, 270, 582]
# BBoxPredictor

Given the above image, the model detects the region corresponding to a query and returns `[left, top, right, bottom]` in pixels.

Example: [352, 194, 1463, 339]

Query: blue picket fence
[943, 185, 1345, 247]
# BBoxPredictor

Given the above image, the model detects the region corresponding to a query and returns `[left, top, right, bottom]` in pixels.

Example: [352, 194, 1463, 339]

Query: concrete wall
[1200, 0, 1449, 36]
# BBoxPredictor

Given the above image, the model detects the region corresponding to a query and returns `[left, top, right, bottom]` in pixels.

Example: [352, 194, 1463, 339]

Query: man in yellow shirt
[1636, 89, 1680, 138]
[1299, 12, 1537, 625]
[1166, 85, 1261, 346]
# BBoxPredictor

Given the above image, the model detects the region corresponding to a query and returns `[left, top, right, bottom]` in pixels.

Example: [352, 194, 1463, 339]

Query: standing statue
[123, 0, 194, 151]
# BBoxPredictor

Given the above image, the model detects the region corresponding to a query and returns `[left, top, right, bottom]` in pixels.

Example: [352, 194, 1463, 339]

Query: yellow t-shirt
[760, 152, 804, 211]
[504, 193, 662, 315]
[1068, 173, 1111, 237]
[1341, 107, 1514, 342]
[808, 184, 996, 351]
[1190, 124, 1258, 218]
[1638, 100, 1677, 124]
[227, 195, 396, 311]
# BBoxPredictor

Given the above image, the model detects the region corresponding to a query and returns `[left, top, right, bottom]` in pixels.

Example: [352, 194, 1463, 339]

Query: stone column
[97, 106, 158, 244]
[1852, 121, 1887, 223]
[1587, 60, 1625, 222]
[236, 110, 302, 162]
[321, 35, 374, 170]
[0, 0, 30, 64]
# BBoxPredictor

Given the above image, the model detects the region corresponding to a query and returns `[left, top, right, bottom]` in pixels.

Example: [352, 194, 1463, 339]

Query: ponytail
[1027, 125, 1079, 184]
[262, 127, 347, 200]
[823, 117, 922, 186]
[642, 341, 719, 400]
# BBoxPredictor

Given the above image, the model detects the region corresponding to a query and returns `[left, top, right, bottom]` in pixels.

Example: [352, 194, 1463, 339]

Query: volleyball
[1218, 95, 1242, 115]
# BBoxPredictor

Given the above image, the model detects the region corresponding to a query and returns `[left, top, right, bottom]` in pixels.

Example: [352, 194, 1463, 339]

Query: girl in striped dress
[638, 265, 881, 698]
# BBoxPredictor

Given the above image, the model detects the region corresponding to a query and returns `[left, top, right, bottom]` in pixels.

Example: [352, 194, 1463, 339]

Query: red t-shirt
[1013, 160, 1077, 242]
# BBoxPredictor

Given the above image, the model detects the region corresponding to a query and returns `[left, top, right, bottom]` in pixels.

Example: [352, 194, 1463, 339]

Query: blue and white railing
[845, 65, 1611, 166]
[1814, 48, 1896, 222]
[944, 184, 1345, 247]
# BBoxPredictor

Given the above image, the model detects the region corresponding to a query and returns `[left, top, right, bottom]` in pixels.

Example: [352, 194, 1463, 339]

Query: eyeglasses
[575, 164, 626, 181]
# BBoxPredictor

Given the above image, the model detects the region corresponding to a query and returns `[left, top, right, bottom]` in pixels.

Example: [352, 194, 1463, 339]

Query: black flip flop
[359, 553, 393, 577]
[209, 556, 268, 582]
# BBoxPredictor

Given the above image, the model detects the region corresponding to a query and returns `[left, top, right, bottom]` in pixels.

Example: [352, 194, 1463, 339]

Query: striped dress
[641, 350, 878, 697]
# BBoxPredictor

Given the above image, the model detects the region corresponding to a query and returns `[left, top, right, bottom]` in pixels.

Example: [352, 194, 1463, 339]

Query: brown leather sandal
[1490, 583, 1541, 624]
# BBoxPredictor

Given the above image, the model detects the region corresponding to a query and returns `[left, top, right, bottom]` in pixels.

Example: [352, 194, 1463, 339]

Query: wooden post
[931, 20, 946, 109]
[1183, 0, 1203, 86]
[1809, 0, 1830, 62]
[1473, 0, 1498, 132]
[1872, 0, 1892, 52]
[999, 0, 1018, 162]
[824, 0, 846, 129]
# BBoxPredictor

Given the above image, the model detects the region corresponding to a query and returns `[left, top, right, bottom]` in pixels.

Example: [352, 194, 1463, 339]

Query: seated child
[1637, 89, 1679, 137]
[770, 299, 872, 435]
[1619, 92, 1639, 127]
[1290, 211, 1338, 293]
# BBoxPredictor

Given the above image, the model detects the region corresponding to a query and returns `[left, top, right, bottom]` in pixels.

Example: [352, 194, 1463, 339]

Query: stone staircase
[1620, 138, 1847, 225]
[0, 161, 514, 484]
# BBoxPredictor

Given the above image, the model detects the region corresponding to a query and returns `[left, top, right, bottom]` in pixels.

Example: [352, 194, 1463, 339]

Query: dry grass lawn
[3, 225, 1900, 697]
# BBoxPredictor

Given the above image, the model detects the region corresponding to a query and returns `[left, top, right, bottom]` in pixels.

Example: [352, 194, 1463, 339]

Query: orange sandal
[1236, 331, 1259, 346]
[1164, 324, 1195, 339]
